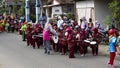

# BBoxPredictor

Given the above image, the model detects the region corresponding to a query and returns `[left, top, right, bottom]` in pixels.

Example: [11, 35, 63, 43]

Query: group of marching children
[0, 13, 101, 58]
[0, 14, 21, 33]
[20, 21, 43, 49]
[43, 16, 101, 58]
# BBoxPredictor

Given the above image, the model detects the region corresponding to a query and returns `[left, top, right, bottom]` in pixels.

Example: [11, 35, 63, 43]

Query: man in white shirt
[57, 16, 64, 30]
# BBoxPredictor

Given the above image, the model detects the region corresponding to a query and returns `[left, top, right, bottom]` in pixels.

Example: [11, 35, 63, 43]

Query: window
[55, 9, 59, 12]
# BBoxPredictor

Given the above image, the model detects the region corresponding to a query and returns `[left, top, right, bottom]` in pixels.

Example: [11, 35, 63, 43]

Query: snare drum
[90, 41, 97, 45]
[84, 40, 90, 43]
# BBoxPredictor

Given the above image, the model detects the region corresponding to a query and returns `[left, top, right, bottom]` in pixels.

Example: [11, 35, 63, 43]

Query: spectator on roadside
[107, 29, 117, 68]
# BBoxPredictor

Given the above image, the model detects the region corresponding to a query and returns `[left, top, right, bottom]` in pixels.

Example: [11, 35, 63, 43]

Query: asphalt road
[0, 32, 120, 68]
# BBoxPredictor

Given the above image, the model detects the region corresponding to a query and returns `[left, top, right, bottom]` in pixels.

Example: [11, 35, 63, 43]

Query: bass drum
[51, 29, 58, 43]
[52, 35, 59, 44]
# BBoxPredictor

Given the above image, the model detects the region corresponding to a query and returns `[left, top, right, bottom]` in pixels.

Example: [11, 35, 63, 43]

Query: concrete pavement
[0, 32, 120, 68]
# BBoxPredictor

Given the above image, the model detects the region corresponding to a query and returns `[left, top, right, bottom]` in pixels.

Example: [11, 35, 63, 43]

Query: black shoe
[44, 51, 47, 54]
[69, 56, 75, 58]
[38, 46, 40, 49]
[47, 51, 50, 55]
[33, 47, 35, 49]
[22, 40, 25, 41]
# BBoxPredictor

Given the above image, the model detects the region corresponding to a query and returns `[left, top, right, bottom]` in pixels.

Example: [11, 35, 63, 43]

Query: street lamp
[25, 0, 30, 22]
[35, 0, 41, 24]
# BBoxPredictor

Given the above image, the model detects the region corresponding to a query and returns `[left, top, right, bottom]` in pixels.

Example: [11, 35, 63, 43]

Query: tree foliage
[18, 6, 25, 16]
[12, 0, 18, 14]
[17, 0, 25, 16]
[108, 0, 120, 28]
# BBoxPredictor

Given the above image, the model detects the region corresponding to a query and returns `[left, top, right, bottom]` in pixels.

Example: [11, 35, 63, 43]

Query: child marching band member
[36, 23, 43, 48]
[5, 22, 10, 32]
[91, 28, 100, 56]
[73, 27, 79, 53]
[10, 20, 15, 33]
[51, 24, 58, 52]
[66, 27, 75, 58]
[26, 23, 33, 47]
[107, 29, 117, 68]
[0, 20, 3, 32]
[20, 22, 27, 41]
[58, 28, 63, 54]
[58, 28, 67, 55]
[79, 27, 88, 56]
[31, 24, 37, 49]
[31, 23, 43, 49]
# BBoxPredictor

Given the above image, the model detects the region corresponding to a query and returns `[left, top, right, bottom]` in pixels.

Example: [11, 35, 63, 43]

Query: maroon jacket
[79, 30, 87, 41]
[26, 27, 33, 39]
[67, 33, 75, 46]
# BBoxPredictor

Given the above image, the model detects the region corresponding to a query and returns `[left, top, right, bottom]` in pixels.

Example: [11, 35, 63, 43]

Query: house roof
[54, 0, 74, 4]
[43, 0, 74, 7]
[47, 0, 74, 4]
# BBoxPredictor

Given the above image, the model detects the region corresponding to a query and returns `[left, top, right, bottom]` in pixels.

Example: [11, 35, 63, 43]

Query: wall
[94, 0, 112, 28]
[51, 6, 62, 18]
[76, 1, 94, 25]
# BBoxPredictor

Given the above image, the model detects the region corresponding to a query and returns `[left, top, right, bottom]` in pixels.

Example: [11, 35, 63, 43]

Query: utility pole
[35, 0, 41, 24]
[25, 0, 30, 22]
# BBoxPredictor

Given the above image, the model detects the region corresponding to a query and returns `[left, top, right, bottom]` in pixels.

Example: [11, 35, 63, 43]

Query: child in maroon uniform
[73, 27, 78, 53]
[32, 23, 43, 49]
[79, 28, 88, 56]
[91, 28, 100, 56]
[59, 29, 67, 55]
[66, 27, 75, 58]
[26, 24, 33, 46]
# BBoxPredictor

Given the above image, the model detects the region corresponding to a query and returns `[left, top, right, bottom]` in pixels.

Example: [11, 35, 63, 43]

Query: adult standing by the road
[88, 18, 94, 36]
[80, 17, 88, 30]
[43, 18, 57, 54]
[107, 29, 117, 68]
[57, 16, 64, 30]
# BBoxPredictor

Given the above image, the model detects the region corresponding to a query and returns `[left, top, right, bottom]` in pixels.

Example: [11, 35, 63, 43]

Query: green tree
[17, 0, 25, 16]
[12, 0, 18, 14]
[0, 0, 8, 15]
[109, 0, 120, 28]
[18, 6, 25, 16]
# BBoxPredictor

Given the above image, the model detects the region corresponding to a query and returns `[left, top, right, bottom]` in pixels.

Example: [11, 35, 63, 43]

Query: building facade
[76, 0, 112, 27]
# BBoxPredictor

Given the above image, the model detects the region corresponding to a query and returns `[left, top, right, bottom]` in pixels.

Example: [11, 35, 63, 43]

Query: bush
[51, 18, 57, 24]
[103, 15, 112, 26]
[67, 12, 73, 18]
[30, 14, 36, 23]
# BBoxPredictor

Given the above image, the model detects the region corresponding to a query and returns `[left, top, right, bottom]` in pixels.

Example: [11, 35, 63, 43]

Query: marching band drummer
[32, 23, 43, 49]
[79, 27, 88, 56]
[66, 27, 75, 58]
[58, 27, 67, 55]
[43, 18, 57, 55]
[91, 28, 100, 56]
[51, 24, 59, 52]
[35, 23, 43, 48]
